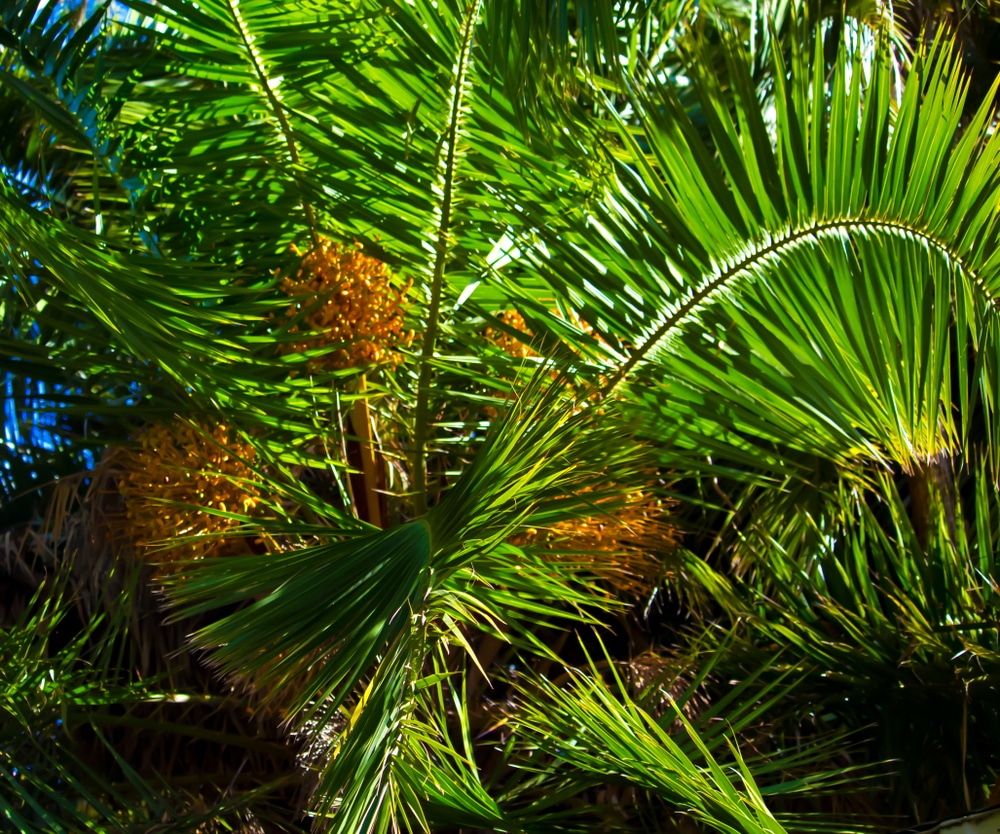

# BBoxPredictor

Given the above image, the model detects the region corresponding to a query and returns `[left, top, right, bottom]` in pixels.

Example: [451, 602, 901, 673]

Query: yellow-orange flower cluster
[480, 310, 538, 418]
[278, 239, 413, 371]
[484, 309, 535, 359]
[118, 421, 262, 568]
[482, 309, 615, 397]
[512, 489, 677, 597]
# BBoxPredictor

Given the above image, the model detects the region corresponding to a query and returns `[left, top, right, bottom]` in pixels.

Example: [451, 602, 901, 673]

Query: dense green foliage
[2, 0, 1000, 831]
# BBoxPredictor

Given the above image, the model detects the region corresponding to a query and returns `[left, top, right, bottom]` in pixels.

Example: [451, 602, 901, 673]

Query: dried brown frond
[4, 447, 308, 827]
[0, 526, 46, 625]
[626, 650, 711, 724]
[278, 239, 413, 371]
[1, 448, 133, 626]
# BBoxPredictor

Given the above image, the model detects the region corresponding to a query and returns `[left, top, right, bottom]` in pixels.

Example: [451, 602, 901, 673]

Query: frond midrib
[411, 0, 483, 515]
[221, 0, 317, 242]
[606, 215, 995, 390]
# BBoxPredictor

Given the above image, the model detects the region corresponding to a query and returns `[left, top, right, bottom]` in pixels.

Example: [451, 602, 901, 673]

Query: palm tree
[1, 0, 999, 831]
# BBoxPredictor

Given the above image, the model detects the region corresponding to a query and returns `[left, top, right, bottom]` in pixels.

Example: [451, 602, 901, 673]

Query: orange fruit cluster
[513, 489, 677, 597]
[118, 421, 262, 567]
[278, 239, 413, 371]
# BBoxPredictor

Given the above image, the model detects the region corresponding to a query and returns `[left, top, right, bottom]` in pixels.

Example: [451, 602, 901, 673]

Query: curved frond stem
[412, 1, 482, 516]
[223, 0, 318, 244]
[603, 216, 998, 393]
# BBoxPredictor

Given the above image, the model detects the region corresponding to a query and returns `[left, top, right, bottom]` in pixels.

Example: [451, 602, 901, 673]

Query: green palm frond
[5, 0, 1000, 830]
[392, 647, 512, 831]
[522, 30, 998, 475]
[509, 637, 800, 834]
[709, 459, 1000, 816]
[164, 374, 657, 823]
